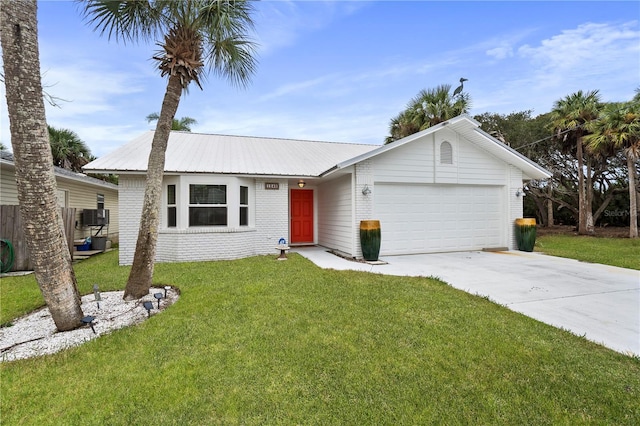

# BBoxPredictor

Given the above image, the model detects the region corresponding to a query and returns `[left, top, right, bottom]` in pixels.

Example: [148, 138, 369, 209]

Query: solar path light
[154, 293, 163, 309]
[93, 284, 101, 309]
[143, 301, 153, 318]
[82, 316, 96, 334]
[164, 286, 171, 298]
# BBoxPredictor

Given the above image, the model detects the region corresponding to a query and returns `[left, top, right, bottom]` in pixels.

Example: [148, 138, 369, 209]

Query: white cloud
[486, 45, 514, 60]
[518, 21, 640, 72]
[470, 20, 640, 116]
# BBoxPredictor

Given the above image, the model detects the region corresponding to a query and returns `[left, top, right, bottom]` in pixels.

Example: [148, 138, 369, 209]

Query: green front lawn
[536, 234, 640, 270]
[1, 250, 639, 425]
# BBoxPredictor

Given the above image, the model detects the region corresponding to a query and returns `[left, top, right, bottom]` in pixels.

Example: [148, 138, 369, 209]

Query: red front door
[290, 189, 314, 243]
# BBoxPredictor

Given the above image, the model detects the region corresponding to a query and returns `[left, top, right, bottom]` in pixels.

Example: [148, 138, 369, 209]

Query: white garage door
[374, 184, 504, 255]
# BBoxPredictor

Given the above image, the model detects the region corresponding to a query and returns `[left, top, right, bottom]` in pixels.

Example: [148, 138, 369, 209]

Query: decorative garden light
[143, 301, 153, 318]
[154, 293, 163, 309]
[93, 284, 101, 309]
[82, 315, 96, 334]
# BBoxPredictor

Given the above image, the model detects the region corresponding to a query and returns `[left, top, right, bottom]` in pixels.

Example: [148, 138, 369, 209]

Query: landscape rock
[0, 287, 179, 362]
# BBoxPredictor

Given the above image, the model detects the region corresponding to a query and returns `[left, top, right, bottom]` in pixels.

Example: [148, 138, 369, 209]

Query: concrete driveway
[293, 247, 640, 357]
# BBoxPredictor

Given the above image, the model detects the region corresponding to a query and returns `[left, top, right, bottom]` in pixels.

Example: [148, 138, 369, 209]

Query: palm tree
[82, 0, 257, 300]
[385, 84, 470, 144]
[146, 112, 197, 131]
[385, 110, 420, 144]
[1, 0, 84, 330]
[585, 100, 640, 238]
[549, 90, 602, 235]
[48, 125, 93, 172]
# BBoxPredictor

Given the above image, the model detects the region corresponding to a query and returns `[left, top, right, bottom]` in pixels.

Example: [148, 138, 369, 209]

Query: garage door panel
[375, 184, 504, 255]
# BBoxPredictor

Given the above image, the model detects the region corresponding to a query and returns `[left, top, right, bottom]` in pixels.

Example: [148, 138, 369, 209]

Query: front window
[189, 184, 227, 226]
[240, 186, 249, 226]
[97, 193, 105, 210]
[167, 185, 176, 227]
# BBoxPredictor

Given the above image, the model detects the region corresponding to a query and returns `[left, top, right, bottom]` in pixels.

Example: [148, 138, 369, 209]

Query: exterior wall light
[362, 184, 371, 196]
[298, 180, 306, 188]
[516, 188, 524, 197]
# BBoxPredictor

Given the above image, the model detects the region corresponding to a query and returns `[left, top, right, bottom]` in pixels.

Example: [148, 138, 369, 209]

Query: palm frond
[79, 0, 164, 43]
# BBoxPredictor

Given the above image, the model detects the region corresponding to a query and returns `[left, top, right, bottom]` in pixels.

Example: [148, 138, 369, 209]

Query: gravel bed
[0, 287, 179, 362]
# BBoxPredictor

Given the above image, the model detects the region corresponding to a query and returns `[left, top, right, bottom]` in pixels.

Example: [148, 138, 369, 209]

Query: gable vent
[440, 141, 453, 164]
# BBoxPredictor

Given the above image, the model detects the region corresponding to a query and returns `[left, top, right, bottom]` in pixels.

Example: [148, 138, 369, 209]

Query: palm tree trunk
[124, 74, 183, 300]
[576, 138, 591, 235]
[585, 156, 595, 234]
[547, 184, 554, 227]
[627, 155, 638, 238]
[1, 0, 84, 331]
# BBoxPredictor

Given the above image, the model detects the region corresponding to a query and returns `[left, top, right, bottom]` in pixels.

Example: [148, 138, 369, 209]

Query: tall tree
[585, 99, 640, 238]
[146, 112, 197, 131]
[1, 0, 84, 330]
[82, 0, 257, 299]
[549, 90, 602, 235]
[475, 111, 557, 226]
[386, 84, 470, 144]
[48, 125, 93, 172]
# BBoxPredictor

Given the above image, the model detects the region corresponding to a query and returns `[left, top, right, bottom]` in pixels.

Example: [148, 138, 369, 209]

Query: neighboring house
[1, 150, 119, 244]
[83, 115, 550, 266]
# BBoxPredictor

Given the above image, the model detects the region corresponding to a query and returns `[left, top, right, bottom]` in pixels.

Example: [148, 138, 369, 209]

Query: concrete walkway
[292, 246, 640, 357]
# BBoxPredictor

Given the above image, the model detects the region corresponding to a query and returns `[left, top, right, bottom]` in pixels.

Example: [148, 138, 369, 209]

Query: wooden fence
[0, 205, 76, 272]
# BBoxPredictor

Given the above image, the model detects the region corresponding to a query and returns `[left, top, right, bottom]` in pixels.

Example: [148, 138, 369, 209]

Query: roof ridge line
[169, 131, 378, 147]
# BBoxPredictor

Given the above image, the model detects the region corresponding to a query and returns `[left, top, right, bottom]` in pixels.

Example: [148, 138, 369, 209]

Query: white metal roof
[84, 117, 551, 180]
[83, 131, 378, 176]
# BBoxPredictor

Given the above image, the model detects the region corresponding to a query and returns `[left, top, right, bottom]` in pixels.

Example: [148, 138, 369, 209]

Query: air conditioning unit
[82, 209, 110, 226]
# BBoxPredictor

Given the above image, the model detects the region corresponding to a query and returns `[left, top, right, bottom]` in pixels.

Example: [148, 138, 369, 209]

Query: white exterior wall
[434, 129, 508, 185]
[119, 175, 289, 265]
[353, 161, 374, 258]
[456, 142, 508, 186]
[156, 228, 258, 262]
[508, 165, 525, 250]
[316, 161, 374, 259]
[317, 174, 353, 255]
[254, 178, 289, 253]
[374, 136, 435, 184]
[374, 131, 510, 186]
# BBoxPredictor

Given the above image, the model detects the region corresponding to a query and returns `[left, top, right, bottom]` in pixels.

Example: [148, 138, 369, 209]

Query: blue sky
[1, 1, 639, 158]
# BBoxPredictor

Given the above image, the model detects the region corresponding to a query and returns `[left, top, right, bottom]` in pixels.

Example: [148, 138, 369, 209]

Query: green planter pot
[515, 218, 537, 252]
[360, 220, 381, 261]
